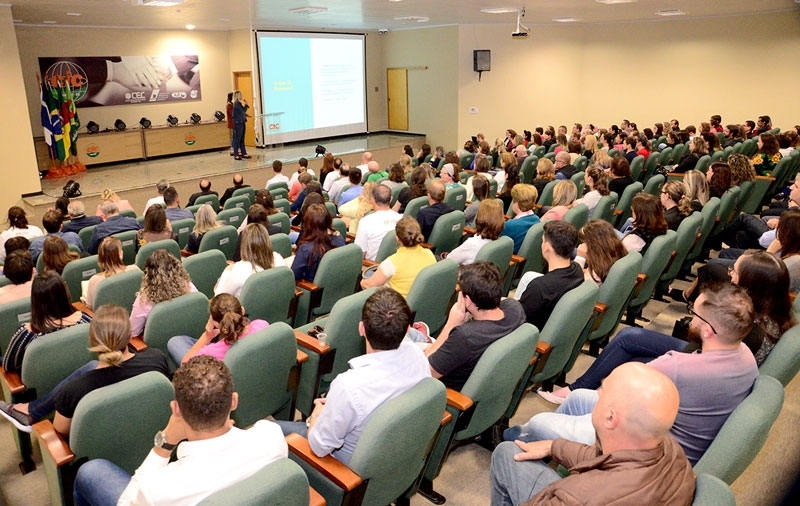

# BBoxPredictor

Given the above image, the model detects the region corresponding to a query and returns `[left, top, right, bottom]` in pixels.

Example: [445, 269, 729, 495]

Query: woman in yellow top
[360, 216, 435, 298]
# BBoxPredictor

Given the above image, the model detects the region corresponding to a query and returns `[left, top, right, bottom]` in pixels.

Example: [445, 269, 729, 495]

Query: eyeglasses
[687, 302, 717, 335]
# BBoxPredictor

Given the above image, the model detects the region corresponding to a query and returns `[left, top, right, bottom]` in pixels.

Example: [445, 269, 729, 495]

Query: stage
[26, 132, 425, 217]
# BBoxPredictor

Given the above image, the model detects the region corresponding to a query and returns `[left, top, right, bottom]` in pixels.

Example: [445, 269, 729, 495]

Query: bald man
[356, 151, 374, 175]
[491, 362, 695, 506]
[365, 160, 388, 183]
[416, 179, 453, 241]
[187, 179, 218, 207]
[553, 151, 578, 180]
[219, 173, 249, 207]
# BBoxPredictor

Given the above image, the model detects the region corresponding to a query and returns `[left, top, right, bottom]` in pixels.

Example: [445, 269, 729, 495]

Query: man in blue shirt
[28, 210, 84, 262]
[163, 187, 193, 222]
[338, 170, 364, 207]
[61, 201, 102, 235]
[88, 202, 141, 254]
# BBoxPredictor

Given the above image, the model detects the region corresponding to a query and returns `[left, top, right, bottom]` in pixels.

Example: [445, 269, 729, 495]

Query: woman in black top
[707, 162, 732, 199]
[607, 156, 635, 196]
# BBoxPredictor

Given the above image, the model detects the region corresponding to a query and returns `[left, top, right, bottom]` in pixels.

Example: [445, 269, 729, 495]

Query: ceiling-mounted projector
[512, 7, 531, 38]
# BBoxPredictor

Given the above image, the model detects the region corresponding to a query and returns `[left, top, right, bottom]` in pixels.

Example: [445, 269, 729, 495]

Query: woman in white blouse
[214, 223, 284, 297]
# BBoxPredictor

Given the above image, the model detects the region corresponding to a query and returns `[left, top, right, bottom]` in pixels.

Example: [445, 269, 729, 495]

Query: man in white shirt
[354, 184, 401, 260]
[288, 157, 316, 188]
[356, 151, 373, 176]
[328, 163, 352, 205]
[73, 356, 288, 506]
[323, 157, 344, 192]
[143, 179, 169, 215]
[265, 160, 290, 189]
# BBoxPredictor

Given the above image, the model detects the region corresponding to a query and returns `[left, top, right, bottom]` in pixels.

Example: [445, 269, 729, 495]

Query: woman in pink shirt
[167, 293, 268, 364]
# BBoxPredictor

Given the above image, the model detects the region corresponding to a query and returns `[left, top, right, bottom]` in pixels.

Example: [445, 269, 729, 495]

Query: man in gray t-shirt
[506, 283, 758, 465]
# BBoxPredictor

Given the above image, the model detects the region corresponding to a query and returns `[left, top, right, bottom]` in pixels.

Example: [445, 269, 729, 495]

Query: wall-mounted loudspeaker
[473, 50, 491, 72]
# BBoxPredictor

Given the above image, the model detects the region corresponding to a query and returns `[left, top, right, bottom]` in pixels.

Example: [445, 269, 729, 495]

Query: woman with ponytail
[0, 305, 170, 435]
[167, 293, 269, 365]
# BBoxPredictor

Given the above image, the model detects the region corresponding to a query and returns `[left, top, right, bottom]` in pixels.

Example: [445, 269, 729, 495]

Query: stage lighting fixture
[114, 119, 127, 131]
[214, 110, 225, 122]
[315, 144, 327, 157]
[189, 113, 201, 124]
[139, 117, 152, 129]
[86, 121, 100, 134]
[167, 115, 179, 127]
[62, 180, 82, 198]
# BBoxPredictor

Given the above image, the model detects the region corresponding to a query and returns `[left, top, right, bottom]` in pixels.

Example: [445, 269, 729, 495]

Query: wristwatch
[154, 430, 176, 451]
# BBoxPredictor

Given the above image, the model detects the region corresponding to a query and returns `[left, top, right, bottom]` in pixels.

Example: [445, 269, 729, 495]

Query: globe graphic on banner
[44, 61, 89, 102]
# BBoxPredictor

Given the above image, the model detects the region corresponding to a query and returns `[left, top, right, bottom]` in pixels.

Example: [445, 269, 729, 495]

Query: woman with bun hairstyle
[0, 206, 43, 263]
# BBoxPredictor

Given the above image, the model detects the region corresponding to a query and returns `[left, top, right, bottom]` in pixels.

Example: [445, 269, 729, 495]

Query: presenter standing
[226, 92, 235, 156]
[232, 90, 250, 160]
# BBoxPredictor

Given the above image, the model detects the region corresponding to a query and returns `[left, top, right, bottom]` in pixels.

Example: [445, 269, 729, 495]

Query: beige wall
[456, 11, 800, 145]
[382, 26, 459, 149]
[0, 6, 43, 218]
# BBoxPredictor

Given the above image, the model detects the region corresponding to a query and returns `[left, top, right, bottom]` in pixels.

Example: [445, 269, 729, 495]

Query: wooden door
[387, 68, 408, 131]
[233, 72, 256, 147]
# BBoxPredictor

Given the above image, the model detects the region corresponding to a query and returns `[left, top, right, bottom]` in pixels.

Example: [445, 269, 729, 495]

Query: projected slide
[256, 32, 366, 143]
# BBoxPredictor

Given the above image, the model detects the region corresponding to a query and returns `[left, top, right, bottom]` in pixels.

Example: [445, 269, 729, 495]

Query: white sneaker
[536, 388, 566, 405]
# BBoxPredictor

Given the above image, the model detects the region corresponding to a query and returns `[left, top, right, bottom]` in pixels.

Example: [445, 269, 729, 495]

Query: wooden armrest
[291, 225, 302, 232]
[441, 410, 453, 428]
[445, 388, 474, 412]
[594, 302, 608, 315]
[129, 337, 148, 352]
[421, 243, 434, 250]
[309, 487, 326, 506]
[297, 350, 309, 364]
[635, 273, 646, 286]
[463, 227, 477, 236]
[72, 301, 93, 316]
[346, 233, 356, 242]
[294, 330, 331, 354]
[536, 341, 551, 356]
[0, 367, 25, 395]
[296, 279, 320, 292]
[286, 433, 363, 491]
[295, 288, 304, 298]
[511, 254, 525, 265]
[362, 258, 379, 268]
[613, 209, 623, 216]
[33, 420, 74, 466]
[180, 249, 195, 257]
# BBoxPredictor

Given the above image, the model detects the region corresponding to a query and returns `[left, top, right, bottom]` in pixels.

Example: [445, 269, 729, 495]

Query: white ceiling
[7, 0, 799, 32]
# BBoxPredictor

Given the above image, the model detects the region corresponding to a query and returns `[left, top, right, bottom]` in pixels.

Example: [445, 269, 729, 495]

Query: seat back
[658, 146, 674, 166]
[759, 324, 800, 387]
[231, 186, 256, 206]
[488, 178, 499, 198]
[273, 198, 292, 215]
[347, 378, 446, 506]
[78, 226, 95, 251]
[532, 145, 546, 158]
[267, 181, 289, 192]
[406, 259, 458, 336]
[185, 204, 203, 216]
[592, 193, 618, 223]
[374, 230, 398, 262]
[563, 203, 589, 230]
[426, 211, 465, 256]
[570, 171, 586, 195]
[70, 372, 173, 474]
[629, 155, 645, 181]
[239, 267, 297, 325]
[267, 212, 291, 235]
[573, 156, 588, 173]
[444, 186, 467, 212]
[710, 150, 724, 163]
[532, 281, 599, 384]
[225, 322, 298, 424]
[223, 194, 251, 211]
[475, 236, 514, 276]
[198, 225, 238, 260]
[93, 269, 143, 311]
[331, 217, 347, 239]
[589, 251, 643, 341]
[694, 155, 712, 174]
[143, 292, 209, 366]
[693, 375, 784, 485]
[197, 459, 309, 506]
[659, 212, 703, 285]
[643, 174, 665, 196]
[710, 187, 741, 237]
[519, 155, 538, 184]
[183, 249, 227, 298]
[390, 184, 406, 207]
[537, 180, 558, 208]
[111, 230, 138, 265]
[216, 207, 246, 228]
[295, 243, 363, 324]
[613, 182, 644, 228]
[628, 230, 677, 310]
[686, 197, 720, 263]
[734, 180, 754, 214]
[515, 222, 546, 281]
[691, 474, 736, 506]
[459, 153, 475, 169]
[61, 255, 100, 302]
[269, 233, 293, 259]
[194, 193, 220, 210]
[21, 324, 94, 396]
[134, 239, 181, 271]
[641, 152, 660, 181]
[403, 195, 429, 218]
[170, 217, 196, 249]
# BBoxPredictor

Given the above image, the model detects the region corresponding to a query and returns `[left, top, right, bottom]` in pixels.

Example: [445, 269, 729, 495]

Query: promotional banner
[38, 55, 201, 108]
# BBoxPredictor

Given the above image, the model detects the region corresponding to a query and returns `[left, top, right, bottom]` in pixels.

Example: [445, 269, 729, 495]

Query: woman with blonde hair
[591, 149, 613, 171]
[660, 181, 693, 230]
[340, 181, 376, 234]
[94, 189, 134, 217]
[186, 204, 222, 254]
[582, 134, 598, 159]
[168, 293, 269, 365]
[576, 165, 610, 218]
[215, 223, 283, 298]
[0, 304, 169, 435]
[399, 153, 413, 175]
[130, 250, 196, 336]
[42, 235, 79, 275]
[444, 199, 505, 265]
[360, 216, 435, 297]
[576, 220, 628, 285]
[83, 237, 139, 309]
[542, 180, 577, 221]
[531, 158, 556, 196]
[682, 170, 710, 212]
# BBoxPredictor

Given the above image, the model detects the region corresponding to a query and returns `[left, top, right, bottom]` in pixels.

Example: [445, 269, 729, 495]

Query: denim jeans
[73, 459, 131, 506]
[507, 389, 599, 445]
[28, 360, 99, 420]
[167, 335, 197, 365]
[274, 420, 308, 438]
[490, 441, 561, 506]
[570, 327, 687, 391]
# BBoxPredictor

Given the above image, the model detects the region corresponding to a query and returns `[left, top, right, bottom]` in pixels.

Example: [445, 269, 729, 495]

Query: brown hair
[395, 216, 424, 247]
[476, 200, 504, 241]
[209, 293, 250, 346]
[580, 220, 628, 283]
[98, 236, 125, 276]
[631, 193, 668, 236]
[240, 223, 276, 270]
[42, 235, 79, 275]
[585, 165, 609, 196]
[88, 305, 131, 367]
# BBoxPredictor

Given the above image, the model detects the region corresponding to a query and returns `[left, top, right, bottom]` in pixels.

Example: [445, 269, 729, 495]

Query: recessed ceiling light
[289, 6, 328, 15]
[135, 0, 185, 6]
[480, 8, 518, 14]
[185, 24, 195, 30]
[553, 17, 580, 23]
[219, 17, 230, 22]
[388, 0, 405, 3]
[66, 12, 82, 17]
[655, 9, 685, 16]
[596, 0, 637, 4]
[43, 20, 57, 24]
[13, 19, 23, 23]
[394, 16, 430, 23]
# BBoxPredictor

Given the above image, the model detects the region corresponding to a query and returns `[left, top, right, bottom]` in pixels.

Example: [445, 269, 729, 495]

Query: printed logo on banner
[86, 144, 100, 158]
[43, 61, 89, 101]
